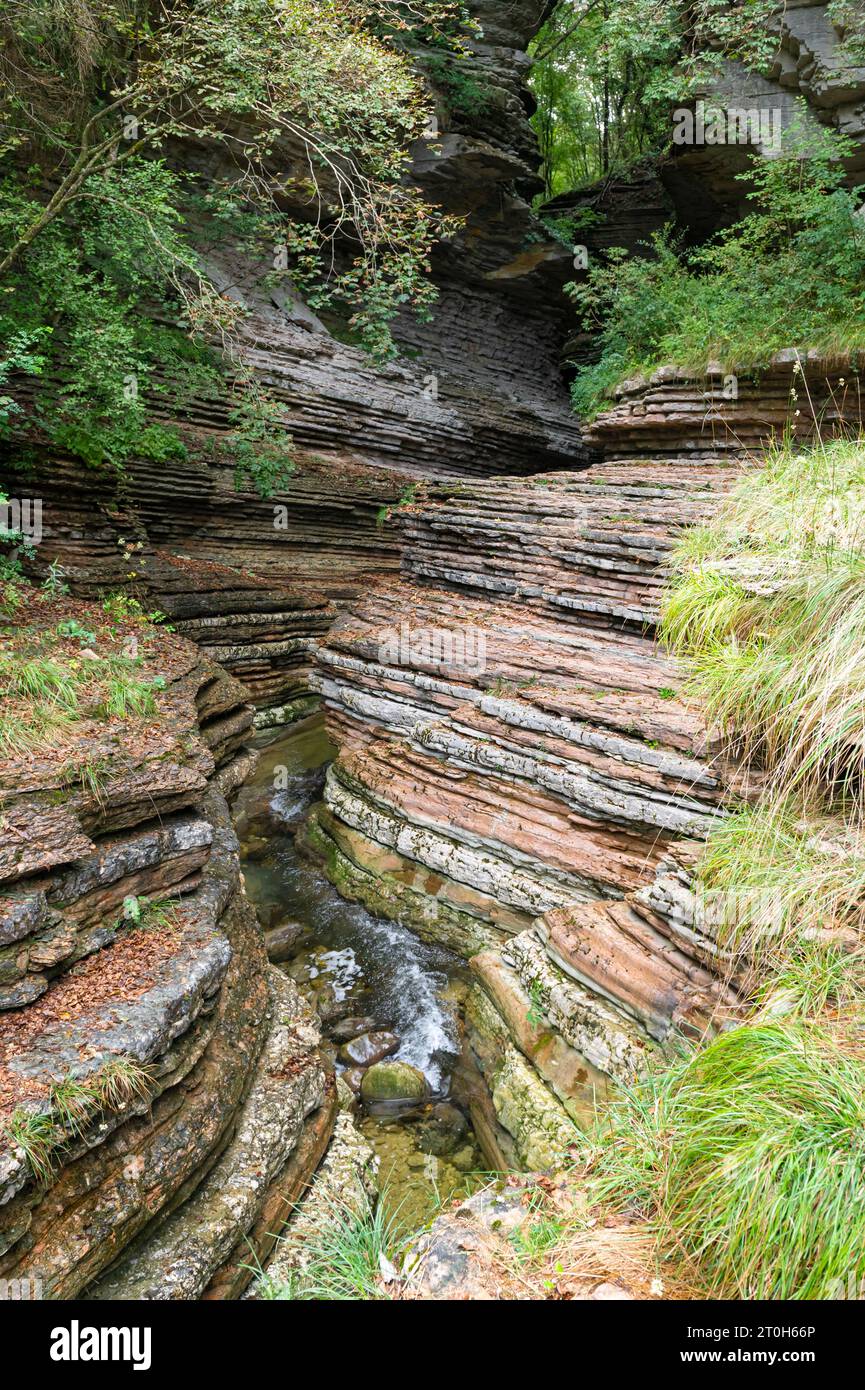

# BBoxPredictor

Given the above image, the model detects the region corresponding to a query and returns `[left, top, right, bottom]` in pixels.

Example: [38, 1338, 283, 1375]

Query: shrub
[570, 121, 865, 417]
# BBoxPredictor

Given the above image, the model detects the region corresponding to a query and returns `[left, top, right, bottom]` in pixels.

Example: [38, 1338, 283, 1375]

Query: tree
[529, 0, 783, 196]
[0, 1, 470, 490]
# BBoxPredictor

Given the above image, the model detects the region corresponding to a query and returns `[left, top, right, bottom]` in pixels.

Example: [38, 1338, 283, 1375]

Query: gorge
[1, 0, 865, 1310]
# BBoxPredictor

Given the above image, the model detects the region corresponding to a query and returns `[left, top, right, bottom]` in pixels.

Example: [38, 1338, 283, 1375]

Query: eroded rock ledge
[305, 361, 860, 1167]
[582, 353, 864, 459]
[0, 601, 330, 1298]
[0, 448, 409, 727]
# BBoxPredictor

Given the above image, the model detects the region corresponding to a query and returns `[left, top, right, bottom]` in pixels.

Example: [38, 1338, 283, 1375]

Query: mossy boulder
[360, 1060, 428, 1103]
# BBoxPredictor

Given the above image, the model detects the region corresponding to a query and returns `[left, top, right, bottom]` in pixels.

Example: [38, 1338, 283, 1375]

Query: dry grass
[586, 434, 865, 1300]
[663, 437, 865, 814]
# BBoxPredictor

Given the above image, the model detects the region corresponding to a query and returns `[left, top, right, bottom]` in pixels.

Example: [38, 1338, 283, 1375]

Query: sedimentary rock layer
[397, 458, 736, 628]
[86, 969, 330, 1301]
[582, 354, 864, 459]
[0, 607, 331, 1298]
[306, 498, 744, 1160]
[306, 368, 847, 1162]
[0, 448, 405, 721]
[0, 1, 587, 740]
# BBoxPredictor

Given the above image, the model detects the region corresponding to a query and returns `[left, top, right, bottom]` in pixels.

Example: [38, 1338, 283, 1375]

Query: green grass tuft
[97, 664, 162, 719]
[121, 894, 179, 931]
[0, 654, 81, 708]
[0, 702, 77, 754]
[662, 438, 865, 812]
[48, 1077, 94, 1139]
[258, 1189, 406, 1301]
[92, 1057, 152, 1110]
[697, 802, 865, 987]
[2, 1058, 153, 1186]
[591, 1021, 865, 1299]
[6, 1109, 57, 1184]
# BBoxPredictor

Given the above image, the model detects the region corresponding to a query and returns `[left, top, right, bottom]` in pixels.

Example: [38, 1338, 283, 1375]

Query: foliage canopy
[569, 121, 865, 415]
[0, 0, 468, 492]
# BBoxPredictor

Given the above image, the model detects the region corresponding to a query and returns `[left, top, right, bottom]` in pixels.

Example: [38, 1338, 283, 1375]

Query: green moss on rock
[297, 806, 503, 958]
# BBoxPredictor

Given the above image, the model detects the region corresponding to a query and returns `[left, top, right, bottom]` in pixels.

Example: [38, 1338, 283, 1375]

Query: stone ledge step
[86, 969, 329, 1301]
[0, 902, 232, 1206]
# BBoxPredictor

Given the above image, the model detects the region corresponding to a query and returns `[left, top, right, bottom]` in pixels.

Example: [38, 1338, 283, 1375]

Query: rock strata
[666, 0, 865, 234]
[582, 354, 864, 460]
[0, 602, 332, 1298]
[307, 367, 851, 1166]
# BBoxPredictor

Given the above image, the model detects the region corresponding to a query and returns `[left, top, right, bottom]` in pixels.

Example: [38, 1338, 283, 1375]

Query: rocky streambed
[233, 717, 487, 1232]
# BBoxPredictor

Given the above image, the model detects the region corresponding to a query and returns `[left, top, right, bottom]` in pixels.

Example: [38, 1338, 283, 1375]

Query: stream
[233, 716, 486, 1231]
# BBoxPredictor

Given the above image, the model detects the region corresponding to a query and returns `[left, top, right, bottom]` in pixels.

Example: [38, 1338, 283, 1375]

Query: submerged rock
[256, 901, 287, 931]
[338, 1031, 399, 1067]
[328, 1014, 381, 1043]
[415, 1103, 469, 1157]
[357, 1115, 477, 1235]
[240, 836, 268, 863]
[361, 1060, 428, 1103]
[263, 920, 304, 962]
[316, 988, 360, 1027]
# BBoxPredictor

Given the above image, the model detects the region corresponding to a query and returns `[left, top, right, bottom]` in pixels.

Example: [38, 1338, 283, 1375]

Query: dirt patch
[400, 1170, 698, 1302]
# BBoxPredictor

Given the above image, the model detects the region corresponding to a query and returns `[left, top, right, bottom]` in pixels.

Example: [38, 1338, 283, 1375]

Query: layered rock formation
[0, 0, 587, 1299]
[581, 351, 864, 458]
[0, 598, 331, 1298]
[5, 0, 863, 1294]
[0, 5, 586, 730]
[545, 163, 676, 261]
[665, 0, 865, 234]
[305, 358, 862, 1168]
[0, 445, 407, 726]
[304, 487, 740, 1160]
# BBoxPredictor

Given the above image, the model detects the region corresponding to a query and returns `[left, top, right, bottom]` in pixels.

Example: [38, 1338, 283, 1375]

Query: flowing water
[234, 716, 485, 1230]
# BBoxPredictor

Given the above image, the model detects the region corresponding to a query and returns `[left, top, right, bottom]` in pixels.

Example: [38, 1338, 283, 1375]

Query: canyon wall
[2, 0, 864, 1293]
[666, 0, 865, 235]
[0, 1, 583, 729]
[0, 603, 333, 1299]
[0, 0, 582, 1296]
[305, 356, 864, 1168]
